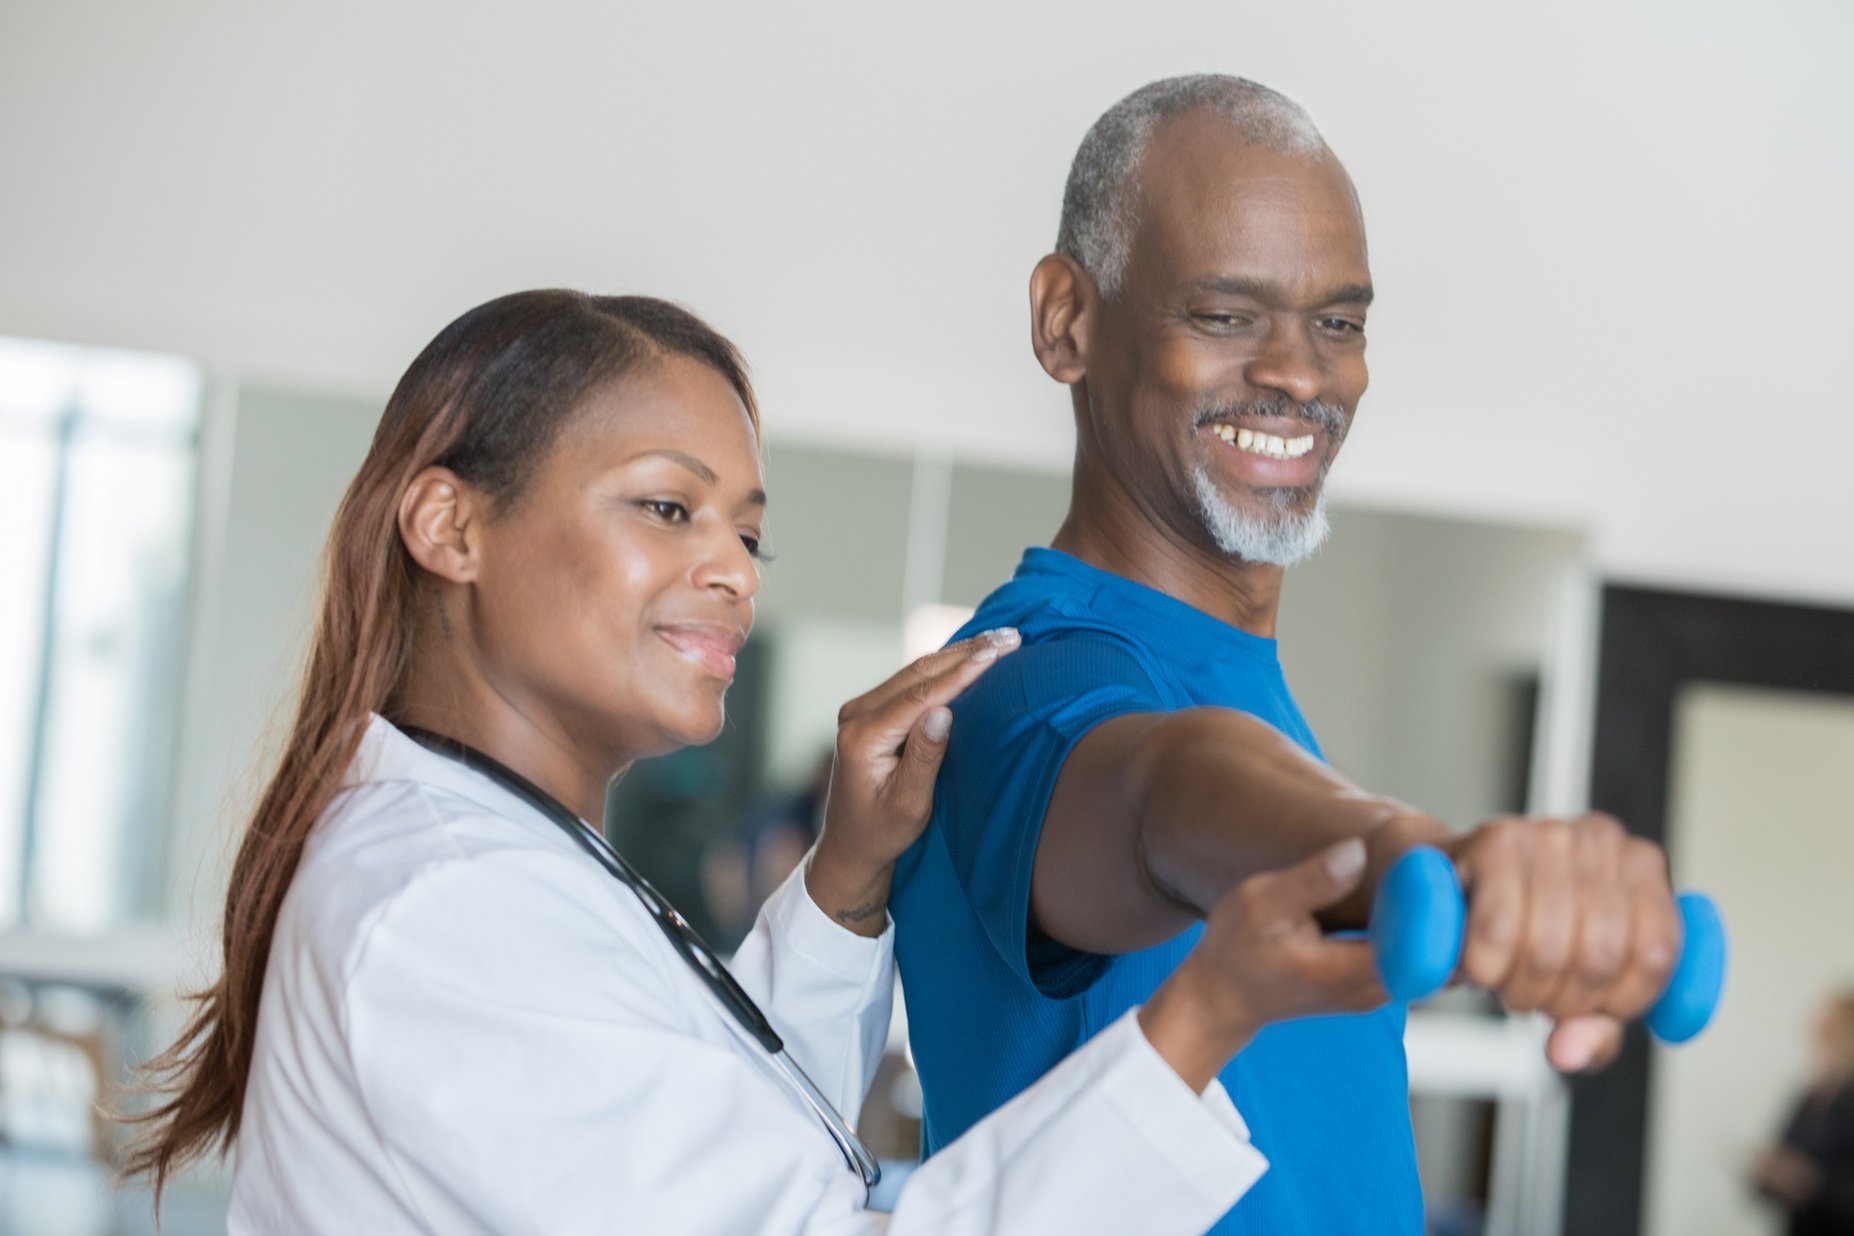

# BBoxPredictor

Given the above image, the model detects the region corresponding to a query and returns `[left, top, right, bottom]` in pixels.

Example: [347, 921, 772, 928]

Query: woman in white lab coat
[126, 290, 1385, 1234]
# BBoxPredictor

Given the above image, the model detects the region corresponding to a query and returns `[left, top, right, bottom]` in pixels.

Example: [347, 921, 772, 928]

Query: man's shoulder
[938, 559, 1205, 750]
[967, 549, 1120, 617]
[965, 566, 1162, 666]
[949, 618, 1169, 720]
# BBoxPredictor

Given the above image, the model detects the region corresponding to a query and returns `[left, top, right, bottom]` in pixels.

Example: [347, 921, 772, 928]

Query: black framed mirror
[1565, 583, 1854, 1236]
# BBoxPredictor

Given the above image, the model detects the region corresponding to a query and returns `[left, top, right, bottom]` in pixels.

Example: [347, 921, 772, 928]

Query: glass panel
[28, 429, 197, 928]
[0, 337, 201, 930]
[73, 348, 203, 431]
[0, 435, 57, 922]
[0, 337, 80, 428]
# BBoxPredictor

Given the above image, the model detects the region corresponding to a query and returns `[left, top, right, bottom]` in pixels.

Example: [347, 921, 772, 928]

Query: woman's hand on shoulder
[805, 628, 1020, 936]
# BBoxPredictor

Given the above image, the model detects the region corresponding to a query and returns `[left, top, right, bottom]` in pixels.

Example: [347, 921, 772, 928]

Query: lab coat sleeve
[728, 854, 894, 1122]
[874, 1008, 1268, 1235]
[342, 848, 1264, 1236]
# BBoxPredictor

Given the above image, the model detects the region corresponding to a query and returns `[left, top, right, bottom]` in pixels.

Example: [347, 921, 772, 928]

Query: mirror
[1646, 685, 1854, 1236]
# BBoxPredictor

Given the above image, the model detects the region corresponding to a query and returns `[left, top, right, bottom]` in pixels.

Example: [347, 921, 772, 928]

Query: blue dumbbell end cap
[1646, 892, 1727, 1044]
[1372, 846, 1466, 1003]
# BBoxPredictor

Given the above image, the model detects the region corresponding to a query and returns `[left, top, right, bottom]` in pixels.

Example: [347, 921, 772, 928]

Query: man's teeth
[1210, 423, 1316, 459]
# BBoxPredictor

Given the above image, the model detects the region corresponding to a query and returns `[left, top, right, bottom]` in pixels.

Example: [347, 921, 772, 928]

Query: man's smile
[1197, 417, 1330, 490]
[1209, 423, 1314, 459]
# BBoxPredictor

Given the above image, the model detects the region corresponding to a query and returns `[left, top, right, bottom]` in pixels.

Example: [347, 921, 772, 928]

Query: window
[0, 338, 202, 930]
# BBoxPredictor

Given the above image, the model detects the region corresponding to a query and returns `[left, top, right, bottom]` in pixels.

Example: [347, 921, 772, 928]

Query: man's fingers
[1500, 820, 1575, 1013]
[1601, 838, 1684, 1018]
[1550, 816, 1631, 1017]
[1459, 820, 1527, 991]
[838, 629, 1020, 722]
[1448, 815, 1680, 1029]
[1546, 1014, 1624, 1073]
[1241, 838, 1369, 924]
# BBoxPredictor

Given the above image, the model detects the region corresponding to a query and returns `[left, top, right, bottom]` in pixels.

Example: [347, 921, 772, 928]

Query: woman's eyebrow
[628, 448, 718, 483]
[625, 448, 766, 506]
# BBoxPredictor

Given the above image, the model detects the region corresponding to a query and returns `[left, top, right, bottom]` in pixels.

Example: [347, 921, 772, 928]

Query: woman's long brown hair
[123, 290, 758, 1202]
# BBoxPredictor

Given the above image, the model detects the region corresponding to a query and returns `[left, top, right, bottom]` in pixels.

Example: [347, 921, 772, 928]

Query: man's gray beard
[1191, 464, 1332, 566]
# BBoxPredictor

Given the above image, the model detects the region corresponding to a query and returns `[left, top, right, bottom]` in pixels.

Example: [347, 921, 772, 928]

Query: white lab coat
[229, 715, 1266, 1234]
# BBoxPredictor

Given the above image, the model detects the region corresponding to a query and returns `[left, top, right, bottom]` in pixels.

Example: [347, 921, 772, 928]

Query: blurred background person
[1751, 990, 1854, 1236]
[704, 749, 834, 949]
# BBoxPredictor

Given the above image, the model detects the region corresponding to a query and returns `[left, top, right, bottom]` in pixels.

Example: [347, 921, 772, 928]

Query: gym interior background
[2, 4, 1850, 1234]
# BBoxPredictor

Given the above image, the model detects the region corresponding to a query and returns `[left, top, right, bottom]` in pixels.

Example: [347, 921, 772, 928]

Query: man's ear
[1029, 253, 1096, 386]
[398, 467, 481, 584]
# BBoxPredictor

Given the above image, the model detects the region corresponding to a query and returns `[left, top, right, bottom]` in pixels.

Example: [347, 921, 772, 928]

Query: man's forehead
[1128, 113, 1368, 288]
[1142, 107, 1341, 180]
[1137, 114, 1356, 220]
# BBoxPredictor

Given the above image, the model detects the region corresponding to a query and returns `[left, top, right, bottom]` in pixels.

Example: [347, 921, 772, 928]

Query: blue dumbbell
[1370, 845, 1728, 1044]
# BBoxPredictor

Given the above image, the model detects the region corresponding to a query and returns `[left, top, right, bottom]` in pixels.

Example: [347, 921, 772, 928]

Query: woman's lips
[657, 626, 744, 680]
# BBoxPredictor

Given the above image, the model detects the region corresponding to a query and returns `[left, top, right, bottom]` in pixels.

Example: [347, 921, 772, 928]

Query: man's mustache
[1192, 396, 1347, 435]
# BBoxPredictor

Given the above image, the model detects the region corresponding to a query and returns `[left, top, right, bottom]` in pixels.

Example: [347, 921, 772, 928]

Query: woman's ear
[1029, 253, 1096, 386]
[398, 467, 481, 584]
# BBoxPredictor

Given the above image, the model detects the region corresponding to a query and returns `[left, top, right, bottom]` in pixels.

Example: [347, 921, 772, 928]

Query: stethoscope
[400, 727, 883, 1195]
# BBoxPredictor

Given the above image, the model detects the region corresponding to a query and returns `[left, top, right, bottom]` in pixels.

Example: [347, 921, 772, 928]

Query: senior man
[888, 75, 1682, 1232]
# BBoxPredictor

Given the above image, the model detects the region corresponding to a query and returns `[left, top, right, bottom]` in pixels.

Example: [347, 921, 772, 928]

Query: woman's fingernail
[923, 708, 952, 741]
[972, 645, 998, 664]
[987, 627, 1020, 647]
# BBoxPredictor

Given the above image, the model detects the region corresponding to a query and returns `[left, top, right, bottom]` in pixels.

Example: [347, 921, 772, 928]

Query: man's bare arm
[1032, 706, 1449, 956]
[1033, 704, 1684, 1076]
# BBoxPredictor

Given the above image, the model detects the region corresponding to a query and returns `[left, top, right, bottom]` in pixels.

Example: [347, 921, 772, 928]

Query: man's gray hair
[1056, 75, 1327, 298]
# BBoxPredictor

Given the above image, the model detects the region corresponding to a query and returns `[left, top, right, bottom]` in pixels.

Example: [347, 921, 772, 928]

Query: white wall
[1281, 508, 1584, 831]
[1646, 684, 1854, 1236]
[3, 1, 1850, 606]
